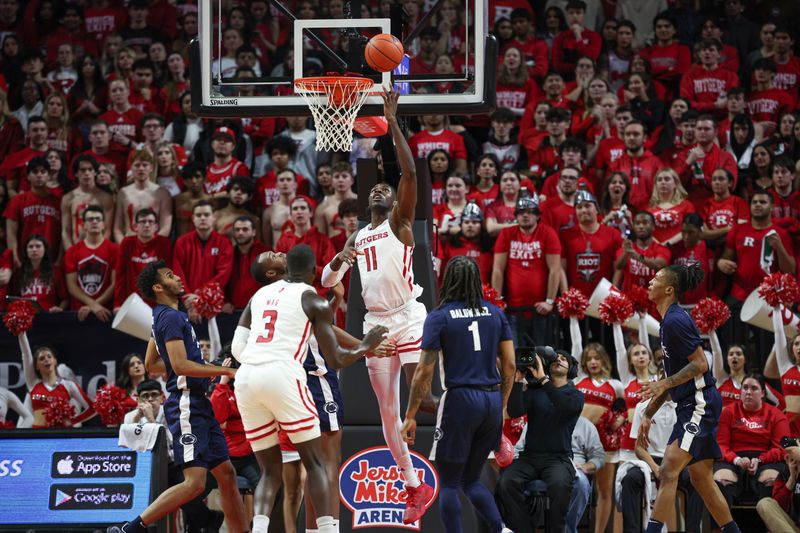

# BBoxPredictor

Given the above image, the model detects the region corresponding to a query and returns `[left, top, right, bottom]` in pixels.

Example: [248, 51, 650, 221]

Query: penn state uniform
[303, 336, 343, 433]
[234, 279, 320, 452]
[152, 304, 229, 468]
[660, 303, 722, 461]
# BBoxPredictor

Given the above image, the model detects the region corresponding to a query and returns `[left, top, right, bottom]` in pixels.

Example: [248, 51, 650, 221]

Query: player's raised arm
[382, 88, 417, 227]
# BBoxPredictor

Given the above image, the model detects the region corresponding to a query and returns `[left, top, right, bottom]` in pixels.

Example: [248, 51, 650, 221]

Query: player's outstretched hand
[401, 417, 417, 445]
[636, 415, 652, 450]
[363, 325, 389, 351]
[381, 86, 399, 122]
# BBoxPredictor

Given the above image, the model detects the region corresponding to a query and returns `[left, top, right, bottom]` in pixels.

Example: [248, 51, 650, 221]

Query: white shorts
[364, 299, 425, 372]
[235, 361, 321, 452]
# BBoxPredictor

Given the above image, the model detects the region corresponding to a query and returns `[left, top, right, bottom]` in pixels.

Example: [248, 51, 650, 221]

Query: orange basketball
[365, 34, 404, 72]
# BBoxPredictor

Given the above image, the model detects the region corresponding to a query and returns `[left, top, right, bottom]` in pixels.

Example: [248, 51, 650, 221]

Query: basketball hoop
[294, 76, 375, 152]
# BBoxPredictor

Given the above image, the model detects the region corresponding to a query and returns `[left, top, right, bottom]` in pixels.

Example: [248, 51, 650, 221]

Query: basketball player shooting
[322, 88, 437, 524]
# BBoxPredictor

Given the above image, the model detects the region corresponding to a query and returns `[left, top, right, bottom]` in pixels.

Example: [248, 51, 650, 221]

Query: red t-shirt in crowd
[673, 144, 739, 210]
[275, 227, 335, 291]
[408, 129, 468, 162]
[700, 195, 749, 230]
[227, 242, 271, 309]
[114, 235, 173, 307]
[84, 5, 126, 41]
[436, 237, 493, 285]
[717, 402, 789, 465]
[3, 190, 62, 258]
[669, 239, 709, 305]
[505, 38, 548, 81]
[551, 26, 602, 75]
[540, 196, 576, 232]
[495, 80, 539, 117]
[560, 224, 623, 298]
[493, 224, 561, 307]
[638, 42, 692, 84]
[210, 383, 252, 458]
[648, 200, 695, 244]
[0, 146, 47, 192]
[607, 151, 662, 211]
[725, 223, 795, 301]
[172, 231, 234, 296]
[253, 170, 310, 210]
[63, 239, 119, 310]
[748, 88, 794, 135]
[485, 200, 516, 225]
[774, 57, 800, 107]
[204, 158, 250, 195]
[593, 137, 625, 181]
[467, 184, 499, 210]
[770, 189, 800, 224]
[12, 266, 67, 311]
[100, 108, 143, 153]
[679, 65, 739, 114]
[615, 240, 671, 292]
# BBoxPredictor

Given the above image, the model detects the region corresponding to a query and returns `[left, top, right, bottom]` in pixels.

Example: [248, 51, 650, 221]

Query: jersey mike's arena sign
[339, 446, 438, 530]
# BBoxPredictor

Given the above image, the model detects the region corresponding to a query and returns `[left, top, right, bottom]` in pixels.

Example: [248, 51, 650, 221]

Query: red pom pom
[93, 385, 129, 426]
[44, 397, 75, 427]
[0, 420, 15, 429]
[598, 293, 634, 325]
[482, 283, 506, 310]
[626, 285, 654, 315]
[597, 410, 626, 451]
[691, 297, 731, 334]
[758, 273, 800, 308]
[195, 282, 225, 319]
[3, 300, 36, 336]
[556, 288, 589, 319]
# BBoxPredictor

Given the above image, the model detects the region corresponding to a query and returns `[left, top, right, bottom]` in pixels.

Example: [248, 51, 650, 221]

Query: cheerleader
[765, 326, 800, 436]
[714, 338, 784, 410]
[0, 387, 33, 428]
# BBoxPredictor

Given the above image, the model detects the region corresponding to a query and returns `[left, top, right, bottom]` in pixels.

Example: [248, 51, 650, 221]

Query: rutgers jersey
[241, 279, 315, 366]
[354, 219, 422, 313]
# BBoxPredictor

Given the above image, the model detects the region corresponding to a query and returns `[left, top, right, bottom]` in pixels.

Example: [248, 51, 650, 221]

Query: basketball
[365, 33, 404, 72]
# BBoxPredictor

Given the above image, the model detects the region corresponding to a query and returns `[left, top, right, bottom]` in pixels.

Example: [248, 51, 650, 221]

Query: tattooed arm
[640, 345, 708, 401]
[400, 349, 437, 445]
[644, 390, 669, 419]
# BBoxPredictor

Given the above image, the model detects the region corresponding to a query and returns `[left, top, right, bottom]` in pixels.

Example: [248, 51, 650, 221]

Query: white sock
[317, 515, 338, 533]
[252, 514, 269, 533]
[306, 530, 319, 533]
[401, 459, 420, 488]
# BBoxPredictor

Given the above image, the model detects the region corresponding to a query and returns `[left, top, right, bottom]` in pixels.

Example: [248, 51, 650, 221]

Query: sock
[644, 519, 664, 533]
[720, 521, 741, 533]
[398, 456, 420, 488]
[306, 530, 319, 533]
[317, 515, 338, 533]
[123, 516, 146, 533]
[252, 514, 269, 533]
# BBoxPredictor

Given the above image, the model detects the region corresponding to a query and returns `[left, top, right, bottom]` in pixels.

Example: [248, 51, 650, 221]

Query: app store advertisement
[0, 436, 153, 526]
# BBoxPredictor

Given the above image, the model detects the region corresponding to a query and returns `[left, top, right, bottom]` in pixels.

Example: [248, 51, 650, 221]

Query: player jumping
[639, 264, 741, 533]
[232, 244, 388, 533]
[322, 88, 437, 523]
[108, 261, 248, 533]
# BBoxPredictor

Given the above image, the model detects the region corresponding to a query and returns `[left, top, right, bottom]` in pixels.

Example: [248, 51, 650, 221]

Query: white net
[294, 77, 375, 152]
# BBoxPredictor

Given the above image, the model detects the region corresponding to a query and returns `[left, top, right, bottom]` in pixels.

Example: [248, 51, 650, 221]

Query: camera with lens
[516, 345, 558, 384]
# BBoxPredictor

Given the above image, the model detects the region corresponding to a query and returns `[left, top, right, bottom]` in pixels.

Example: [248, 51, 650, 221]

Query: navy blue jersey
[660, 303, 716, 402]
[152, 304, 209, 393]
[421, 299, 513, 390]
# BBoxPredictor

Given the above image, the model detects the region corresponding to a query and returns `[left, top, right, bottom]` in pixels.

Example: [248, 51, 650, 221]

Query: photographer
[497, 347, 584, 532]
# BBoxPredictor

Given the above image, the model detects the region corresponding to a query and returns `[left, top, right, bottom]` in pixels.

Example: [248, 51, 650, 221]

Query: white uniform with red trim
[234, 279, 320, 451]
[354, 219, 426, 368]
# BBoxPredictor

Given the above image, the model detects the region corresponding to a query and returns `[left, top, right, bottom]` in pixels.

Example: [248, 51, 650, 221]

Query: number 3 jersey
[241, 279, 315, 366]
[354, 219, 422, 313]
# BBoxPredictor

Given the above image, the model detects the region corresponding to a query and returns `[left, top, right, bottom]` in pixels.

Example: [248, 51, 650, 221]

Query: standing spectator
[10, 234, 67, 312]
[467, 154, 500, 209]
[769, 156, 799, 229]
[698, 18, 740, 74]
[47, 43, 78, 94]
[64, 205, 118, 321]
[719, 0, 759, 73]
[647, 168, 695, 246]
[757, 451, 800, 532]
[45, 4, 98, 64]
[113, 207, 172, 310]
[613, 211, 670, 291]
[225, 216, 269, 312]
[129, 60, 163, 114]
[3, 156, 61, 267]
[508, 8, 548, 82]
[113, 149, 172, 241]
[274, 196, 335, 291]
[172, 199, 234, 321]
[262, 169, 297, 248]
[607, 120, 661, 211]
[100, 79, 143, 155]
[540, 165, 580, 231]
[772, 27, 800, 106]
[408, 115, 468, 175]
[77, 119, 128, 185]
[600, 171, 633, 236]
[254, 136, 309, 211]
[174, 163, 209, 237]
[495, 46, 539, 120]
[699, 168, 748, 252]
[492, 195, 561, 346]
[435, 203, 493, 284]
[528, 107, 571, 179]
[314, 162, 356, 237]
[669, 213, 709, 305]
[482, 109, 527, 172]
[592, 105, 631, 185]
[1, 116, 48, 196]
[61, 154, 114, 249]
[68, 55, 108, 135]
[84, 0, 127, 43]
[486, 170, 526, 236]
[213, 176, 260, 240]
[0, 82, 23, 162]
[679, 39, 739, 117]
[551, 1, 602, 77]
[748, 58, 794, 138]
[163, 92, 204, 155]
[120, 0, 164, 58]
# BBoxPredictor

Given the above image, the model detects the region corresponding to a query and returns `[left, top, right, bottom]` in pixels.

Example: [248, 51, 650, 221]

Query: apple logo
[57, 455, 74, 475]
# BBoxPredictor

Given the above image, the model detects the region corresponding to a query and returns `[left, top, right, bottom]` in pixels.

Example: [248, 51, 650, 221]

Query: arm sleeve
[18, 332, 39, 391]
[7, 388, 33, 428]
[774, 305, 794, 376]
[717, 407, 737, 463]
[507, 382, 527, 419]
[710, 330, 728, 384]
[569, 317, 583, 362]
[614, 323, 632, 386]
[321, 260, 349, 287]
[209, 383, 232, 425]
[113, 243, 127, 308]
[760, 409, 790, 464]
[208, 316, 221, 360]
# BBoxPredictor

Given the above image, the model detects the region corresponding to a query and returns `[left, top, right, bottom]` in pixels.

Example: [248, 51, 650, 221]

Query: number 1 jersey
[240, 279, 315, 366]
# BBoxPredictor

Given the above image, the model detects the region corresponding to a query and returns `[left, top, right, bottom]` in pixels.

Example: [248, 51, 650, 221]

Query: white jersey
[240, 279, 315, 366]
[354, 219, 422, 312]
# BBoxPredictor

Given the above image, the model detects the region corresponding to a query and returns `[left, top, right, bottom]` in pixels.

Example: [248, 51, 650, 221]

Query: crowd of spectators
[2, 0, 800, 530]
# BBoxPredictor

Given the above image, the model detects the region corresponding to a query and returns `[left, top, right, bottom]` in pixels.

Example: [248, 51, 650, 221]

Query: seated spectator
[114, 148, 172, 242]
[757, 451, 800, 533]
[225, 216, 269, 312]
[214, 176, 260, 240]
[551, 0, 601, 77]
[60, 154, 114, 248]
[64, 205, 118, 321]
[482, 108, 528, 171]
[275, 195, 334, 291]
[78, 119, 128, 184]
[314, 161, 356, 238]
[613, 211, 670, 292]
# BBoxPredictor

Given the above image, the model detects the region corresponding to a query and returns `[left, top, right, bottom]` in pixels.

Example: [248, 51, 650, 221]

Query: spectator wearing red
[507, 8, 548, 82]
[716, 88, 748, 148]
[225, 216, 270, 311]
[563, 56, 597, 108]
[518, 99, 551, 149]
[669, 213, 708, 305]
[599, 171, 634, 237]
[748, 58, 794, 138]
[204, 126, 249, 198]
[647, 168, 695, 246]
[172, 199, 233, 321]
[433, 175, 469, 237]
[488, 0, 532, 29]
[409, 114, 468, 175]
[540, 165, 580, 231]
[467, 154, 500, 209]
[592, 105, 631, 186]
[10, 234, 67, 312]
[599, 20, 636, 93]
[409, 27, 439, 76]
[551, 0, 601, 78]
[527, 107, 570, 179]
[679, 38, 739, 116]
[60, 155, 115, 249]
[45, 4, 99, 65]
[772, 27, 800, 107]
[657, 108, 697, 169]
[275, 195, 335, 291]
[145, 0, 177, 42]
[486, 170, 526, 236]
[613, 211, 670, 292]
[1, 116, 49, 196]
[76, 120, 128, 184]
[128, 59, 164, 115]
[606, 120, 661, 211]
[560, 189, 622, 298]
[435, 202, 493, 285]
[769, 156, 800, 236]
[715, 374, 789, 505]
[254, 136, 310, 211]
[541, 138, 588, 200]
[700, 168, 749, 247]
[674, 114, 739, 211]
[114, 148, 172, 242]
[0, 82, 24, 162]
[114, 208, 172, 310]
[84, 0, 127, 42]
[3, 156, 61, 267]
[64, 205, 118, 320]
[491, 194, 561, 346]
[100, 79, 143, 155]
[639, 14, 691, 91]
[47, 43, 78, 95]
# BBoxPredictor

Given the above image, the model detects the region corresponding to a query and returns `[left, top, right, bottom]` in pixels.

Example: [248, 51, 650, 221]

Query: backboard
[190, 0, 497, 117]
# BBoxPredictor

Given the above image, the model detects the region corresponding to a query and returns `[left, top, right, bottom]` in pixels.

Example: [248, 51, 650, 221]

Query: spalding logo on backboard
[339, 446, 438, 530]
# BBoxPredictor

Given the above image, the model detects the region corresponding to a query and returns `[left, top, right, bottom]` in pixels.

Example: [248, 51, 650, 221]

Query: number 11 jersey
[354, 219, 422, 313]
[241, 279, 315, 366]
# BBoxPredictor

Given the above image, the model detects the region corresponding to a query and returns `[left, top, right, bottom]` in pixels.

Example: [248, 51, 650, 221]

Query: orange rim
[294, 76, 374, 93]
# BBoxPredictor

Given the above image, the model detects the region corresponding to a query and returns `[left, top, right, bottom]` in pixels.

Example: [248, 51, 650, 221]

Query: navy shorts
[669, 387, 723, 462]
[307, 371, 343, 433]
[429, 387, 502, 463]
[164, 390, 230, 469]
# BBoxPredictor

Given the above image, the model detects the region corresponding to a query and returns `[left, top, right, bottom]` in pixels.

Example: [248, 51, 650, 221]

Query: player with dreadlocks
[402, 256, 516, 533]
[639, 263, 741, 533]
